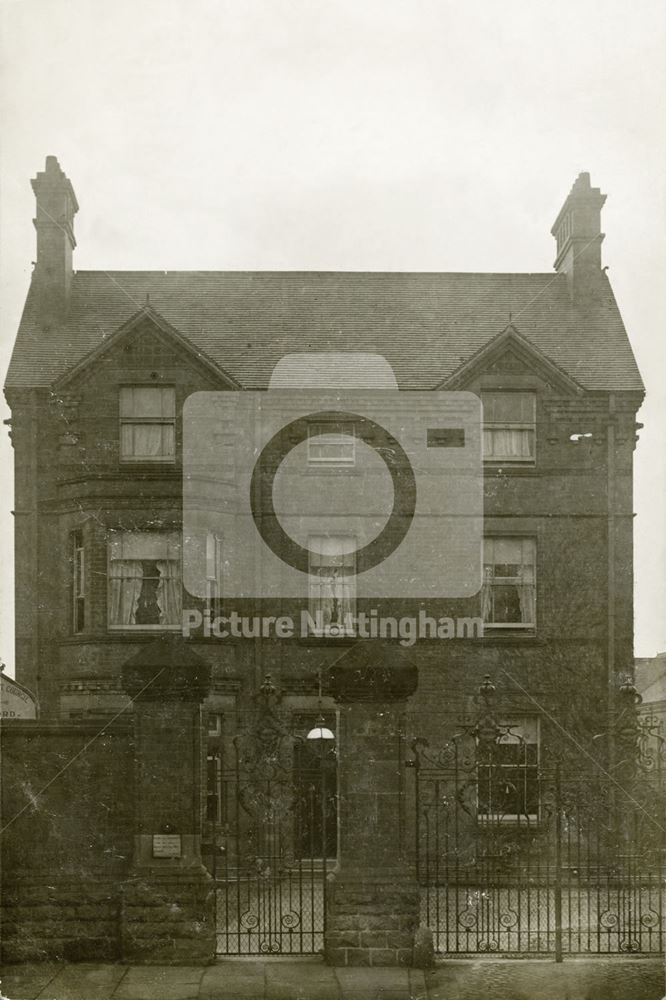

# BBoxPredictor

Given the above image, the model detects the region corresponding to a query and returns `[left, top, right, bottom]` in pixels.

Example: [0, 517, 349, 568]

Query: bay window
[108, 530, 182, 629]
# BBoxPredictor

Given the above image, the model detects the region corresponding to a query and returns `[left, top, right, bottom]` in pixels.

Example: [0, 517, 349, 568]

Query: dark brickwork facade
[2, 160, 645, 966]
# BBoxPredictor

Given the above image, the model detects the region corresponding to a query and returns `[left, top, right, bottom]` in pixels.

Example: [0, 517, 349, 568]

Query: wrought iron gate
[206, 679, 336, 956]
[411, 676, 666, 959]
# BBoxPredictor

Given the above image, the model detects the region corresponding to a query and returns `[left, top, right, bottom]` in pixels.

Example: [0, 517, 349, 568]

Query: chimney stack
[31, 156, 78, 315]
[551, 172, 606, 302]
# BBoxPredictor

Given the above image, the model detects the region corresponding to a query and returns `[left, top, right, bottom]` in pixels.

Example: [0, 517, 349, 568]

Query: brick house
[2, 158, 648, 961]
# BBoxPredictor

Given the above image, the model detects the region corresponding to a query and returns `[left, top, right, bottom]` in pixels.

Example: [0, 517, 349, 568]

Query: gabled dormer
[49, 306, 240, 472]
[438, 325, 584, 469]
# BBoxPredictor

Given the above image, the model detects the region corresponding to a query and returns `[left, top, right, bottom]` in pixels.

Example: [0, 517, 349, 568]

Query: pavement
[0, 957, 664, 1000]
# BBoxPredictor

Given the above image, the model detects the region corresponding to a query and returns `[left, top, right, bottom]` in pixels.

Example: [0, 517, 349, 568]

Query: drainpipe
[607, 393, 616, 776]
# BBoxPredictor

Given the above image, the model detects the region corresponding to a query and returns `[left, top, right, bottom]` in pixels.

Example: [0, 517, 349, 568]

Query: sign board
[152, 833, 182, 858]
[0, 670, 37, 720]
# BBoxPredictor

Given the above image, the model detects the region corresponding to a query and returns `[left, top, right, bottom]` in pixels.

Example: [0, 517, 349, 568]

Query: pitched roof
[4, 269, 644, 393]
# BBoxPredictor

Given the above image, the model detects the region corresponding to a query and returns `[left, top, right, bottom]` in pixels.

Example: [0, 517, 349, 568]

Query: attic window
[482, 392, 535, 464]
[119, 386, 176, 462]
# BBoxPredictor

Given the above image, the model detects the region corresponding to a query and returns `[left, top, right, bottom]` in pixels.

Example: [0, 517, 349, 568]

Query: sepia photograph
[0, 2, 664, 998]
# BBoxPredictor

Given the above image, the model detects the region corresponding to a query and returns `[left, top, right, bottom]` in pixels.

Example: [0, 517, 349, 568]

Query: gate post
[325, 649, 419, 967]
[119, 636, 216, 964]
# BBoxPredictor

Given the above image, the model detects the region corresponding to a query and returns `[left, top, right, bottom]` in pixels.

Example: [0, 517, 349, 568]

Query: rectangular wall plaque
[152, 833, 182, 858]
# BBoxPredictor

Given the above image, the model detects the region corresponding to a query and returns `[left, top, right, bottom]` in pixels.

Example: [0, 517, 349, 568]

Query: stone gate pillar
[325, 648, 419, 967]
[119, 635, 216, 964]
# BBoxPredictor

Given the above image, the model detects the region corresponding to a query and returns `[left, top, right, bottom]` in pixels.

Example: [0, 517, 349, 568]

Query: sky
[0, 0, 664, 672]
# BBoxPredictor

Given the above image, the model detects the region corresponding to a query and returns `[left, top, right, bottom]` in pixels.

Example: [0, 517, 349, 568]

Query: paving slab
[0, 964, 60, 1000]
[406, 970, 428, 1000]
[112, 966, 204, 1000]
[425, 958, 665, 1000]
[265, 959, 339, 1000]
[200, 961, 266, 999]
[333, 967, 411, 1000]
[31, 963, 127, 1000]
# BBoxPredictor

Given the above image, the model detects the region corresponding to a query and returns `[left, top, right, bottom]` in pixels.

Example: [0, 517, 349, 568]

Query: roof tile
[4, 270, 644, 393]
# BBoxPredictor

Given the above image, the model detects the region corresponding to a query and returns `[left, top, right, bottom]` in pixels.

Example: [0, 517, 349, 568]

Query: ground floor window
[477, 717, 540, 823]
[108, 530, 182, 628]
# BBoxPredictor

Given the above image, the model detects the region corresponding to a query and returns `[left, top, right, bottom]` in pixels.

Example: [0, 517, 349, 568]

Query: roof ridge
[71, 269, 559, 278]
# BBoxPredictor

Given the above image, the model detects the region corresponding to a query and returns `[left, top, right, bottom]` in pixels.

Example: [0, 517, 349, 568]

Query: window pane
[133, 425, 166, 457]
[120, 386, 175, 418]
[309, 536, 356, 565]
[120, 423, 134, 454]
[483, 392, 534, 423]
[308, 423, 355, 463]
[478, 719, 539, 817]
[490, 537, 523, 566]
[162, 424, 175, 456]
[491, 584, 523, 622]
[109, 531, 180, 561]
[308, 535, 356, 630]
[483, 538, 536, 626]
[483, 428, 534, 459]
[108, 531, 182, 627]
[121, 423, 175, 459]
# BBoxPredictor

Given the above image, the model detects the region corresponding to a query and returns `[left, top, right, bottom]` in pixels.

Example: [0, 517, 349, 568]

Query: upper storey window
[308, 535, 356, 635]
[482, 392, 535, 464]
[307, 422, 356, 466]
[119, 386, 176, 462]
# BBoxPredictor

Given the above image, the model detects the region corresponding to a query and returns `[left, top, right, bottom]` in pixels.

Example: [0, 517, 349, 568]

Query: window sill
[478, 629, 542, 645]
[119, 459, 177, 467]
[298, 633, 358, 646]
[107, 625, 182, 633]
[483, 624, 535, 631]
[304, 466, 362, 476]
[483, 463, 536, 475]
[60, 632, 185, 646]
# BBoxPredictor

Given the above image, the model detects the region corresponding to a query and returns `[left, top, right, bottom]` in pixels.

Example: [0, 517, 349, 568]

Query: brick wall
[5, 320, 642, 756]
[1, 720, 134, 962]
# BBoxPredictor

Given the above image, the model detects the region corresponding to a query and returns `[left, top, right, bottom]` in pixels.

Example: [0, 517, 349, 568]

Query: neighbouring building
[636, 651, 666, 751]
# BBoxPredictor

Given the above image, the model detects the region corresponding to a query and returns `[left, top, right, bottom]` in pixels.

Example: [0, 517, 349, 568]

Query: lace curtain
[108, 531, 181, 627]
[309, 536, 356, 631]
[156, 560, 182, 624]
[313, 567, 355, 629]
[483, 428, 533, 460]
[482, 539, 535, 625]
[121, 424, 174, 458]
[109, 560, 143, 626]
